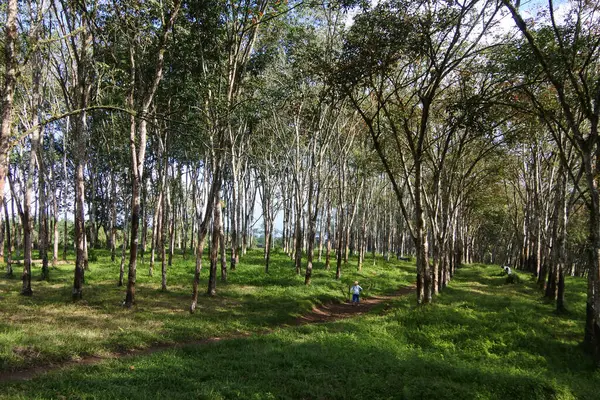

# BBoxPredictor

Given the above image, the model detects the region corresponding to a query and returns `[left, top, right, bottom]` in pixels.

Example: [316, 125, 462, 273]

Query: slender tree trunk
[415, 161, 430, 304]
[230, 158, 239, 271]
[261, 177, 272, 273]
[0, 203, 4, 268]
[208, 194, 221, 296]
[32, 41, 49, 281]
[110, 172, 117, 262]
[150, 188, 162, 277]
[21, 94, 40, 293]
[124, 0, 181, 307]
[0, 0, 18, 235]
[556, 166, 568, 312]
[304, 156, 320, 285]
[72, 153, 86, 300]
[358, 204, 367, 271]
[118, 201, 129, 287]
[161, 165, 169, 291]
[72, 124, 87, 300]
[190, 162, 221, 313]
[294, 209, 302, 274]
[124, 112, 142, 307]
[218, 199, 227, 282]
[51, 167, 59, 268]
[325, 197, 332, 270]
[4, 200, 12, 276]
[168, 163, 176, 267]
[88, 166, 97, 249]
[38, 160, 49, 280]
[336, 207, 344, 280]
[431, 236, 439, 296]
[182, 166, 190, 259]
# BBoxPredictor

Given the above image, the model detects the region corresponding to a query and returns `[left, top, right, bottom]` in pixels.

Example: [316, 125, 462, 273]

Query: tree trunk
[208, 194, 221, 296]
[50, 162, 59, 268]
[217, 198, 227, 282]
[336, 207, 344, 280]
[0, 0, 17, 239]
[415, 161, 430, 304]
[72, 119, 87, 301]
[168, 164, 176, 267]
[124, 0, 181, 307]
[110, 172, 117, 262]
[72, 155, 86, 300]
[304, 155, 320, 285]
[124, 112, 143, 307]
[3, 200, 12, 276]
[190, 162, 221, 313]
[161, 165, 169, 291]
[118, 201, 129, 287]
[325, 197, 332, 270]
[230, 159, 239, 271]
[261, 176, 272, 273]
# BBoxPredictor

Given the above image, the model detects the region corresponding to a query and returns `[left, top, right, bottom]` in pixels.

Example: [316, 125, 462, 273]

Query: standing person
[351, 281, 363, 306]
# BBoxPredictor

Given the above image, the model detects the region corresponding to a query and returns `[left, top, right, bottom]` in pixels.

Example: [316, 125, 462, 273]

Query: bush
[505, 273, 521, 284]
[88, 249, 98, 263]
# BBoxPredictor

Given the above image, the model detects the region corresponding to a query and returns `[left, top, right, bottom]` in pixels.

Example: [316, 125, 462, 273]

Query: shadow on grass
[0, 325, 581, 400]
[1, 262, 597, 399]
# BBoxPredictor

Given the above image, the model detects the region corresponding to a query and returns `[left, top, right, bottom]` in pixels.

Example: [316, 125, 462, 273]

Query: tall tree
[501, 0, 600, 362]
[123, 0, 182, 307]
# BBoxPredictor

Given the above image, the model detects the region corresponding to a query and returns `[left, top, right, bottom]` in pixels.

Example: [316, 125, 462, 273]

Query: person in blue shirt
[351, 281, 363, 306]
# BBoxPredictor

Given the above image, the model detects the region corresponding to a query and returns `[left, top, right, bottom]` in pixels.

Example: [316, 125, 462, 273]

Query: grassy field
[0, 249, 413, 372]
[2, 252, 599, 399]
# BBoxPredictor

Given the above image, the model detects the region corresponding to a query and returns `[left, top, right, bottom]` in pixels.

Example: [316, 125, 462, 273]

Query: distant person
[503, 265, 512, 275]
[351, 281, 363, 306]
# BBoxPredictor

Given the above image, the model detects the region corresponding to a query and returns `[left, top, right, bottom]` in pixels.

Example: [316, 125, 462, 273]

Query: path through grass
[0, 249, 413, 372]
[2, 263, 598, 399]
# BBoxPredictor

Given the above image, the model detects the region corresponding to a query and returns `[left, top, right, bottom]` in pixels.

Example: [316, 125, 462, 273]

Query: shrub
[505, 273, 521, 284]
[88, 249, 98, 263]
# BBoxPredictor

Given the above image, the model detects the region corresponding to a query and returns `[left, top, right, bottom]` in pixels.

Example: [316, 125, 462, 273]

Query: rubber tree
[122, 0, 182, 307]
[339, 0, 502, 304]
[501, 0, 600, 362]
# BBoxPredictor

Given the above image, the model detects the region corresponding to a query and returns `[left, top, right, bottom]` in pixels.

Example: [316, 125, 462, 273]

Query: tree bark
[124, 0, 181, 308]
[0, 0, 18, 234]
[190, 162, 221, 313]
[208, 194, 221, 296]
[118, 200, 129, 287]
[3, 200, 12, 276]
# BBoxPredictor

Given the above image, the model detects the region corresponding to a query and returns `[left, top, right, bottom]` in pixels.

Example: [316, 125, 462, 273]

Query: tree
[501, 0, 600, 362]
[122, 0, 182, 307]
[0, 0, 18, 277]
[339, 0, 502, 303]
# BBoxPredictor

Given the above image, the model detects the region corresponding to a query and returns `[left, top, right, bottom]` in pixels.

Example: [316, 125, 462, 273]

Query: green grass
[0, 248, 413, 372]
[2, 258, 598, 399]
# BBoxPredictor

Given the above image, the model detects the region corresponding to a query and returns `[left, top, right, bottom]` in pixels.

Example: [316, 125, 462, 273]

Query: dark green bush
[88, 249, 98, 263]
[505, 273, 521, 284]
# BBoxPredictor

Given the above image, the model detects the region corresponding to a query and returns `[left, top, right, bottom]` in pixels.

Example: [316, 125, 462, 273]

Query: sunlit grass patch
[0, 262, 597, 399]
[0, 248, 412, 371]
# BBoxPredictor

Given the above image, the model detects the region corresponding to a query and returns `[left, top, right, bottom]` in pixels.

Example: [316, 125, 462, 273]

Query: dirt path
[0, 285, 415, 383]
[295, 285, 415, 324]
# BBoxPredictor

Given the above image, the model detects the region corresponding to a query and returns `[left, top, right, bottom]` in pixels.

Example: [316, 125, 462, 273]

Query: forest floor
[0, 283, 415, 383]
[0, 249, 415, 379]
[1, 251, 599, 399]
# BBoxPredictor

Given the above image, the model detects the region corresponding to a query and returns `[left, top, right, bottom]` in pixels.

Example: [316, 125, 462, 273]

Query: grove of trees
[2, 0, 599, 364]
